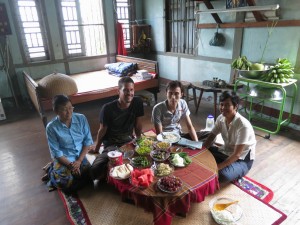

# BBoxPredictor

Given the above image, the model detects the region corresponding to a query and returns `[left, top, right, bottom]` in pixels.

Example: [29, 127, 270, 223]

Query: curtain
[117, 22, 127, 56]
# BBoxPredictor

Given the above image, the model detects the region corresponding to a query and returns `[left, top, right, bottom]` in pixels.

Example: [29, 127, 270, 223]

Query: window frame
[165, 0, 196, 55]
[57, 0, 107, 58]
[12, 0, 51, 63]
[114, 0, 135, 51]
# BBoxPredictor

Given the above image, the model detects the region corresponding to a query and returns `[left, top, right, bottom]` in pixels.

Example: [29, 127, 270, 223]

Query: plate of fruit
[157, 175, 183, 194]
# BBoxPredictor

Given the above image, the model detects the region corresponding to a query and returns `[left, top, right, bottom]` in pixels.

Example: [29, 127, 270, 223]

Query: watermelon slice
[131, 168, 154, 188]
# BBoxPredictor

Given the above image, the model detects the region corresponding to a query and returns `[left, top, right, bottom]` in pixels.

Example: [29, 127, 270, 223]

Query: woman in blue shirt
[43, 95, 93, 194]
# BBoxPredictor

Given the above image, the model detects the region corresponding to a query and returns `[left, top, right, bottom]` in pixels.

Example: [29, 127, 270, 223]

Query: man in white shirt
[203, 91, 256, 183]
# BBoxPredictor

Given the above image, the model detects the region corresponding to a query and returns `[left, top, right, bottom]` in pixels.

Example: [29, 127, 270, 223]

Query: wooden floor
[0, 90, 299, 225]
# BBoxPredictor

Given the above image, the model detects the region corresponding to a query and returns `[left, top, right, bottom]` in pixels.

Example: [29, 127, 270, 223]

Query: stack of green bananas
[231, 56, 252, 70]
[260, 58, 294, 83]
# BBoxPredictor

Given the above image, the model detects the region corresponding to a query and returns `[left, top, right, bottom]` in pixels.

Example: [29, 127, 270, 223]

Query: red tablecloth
[108, 147, 219, 225]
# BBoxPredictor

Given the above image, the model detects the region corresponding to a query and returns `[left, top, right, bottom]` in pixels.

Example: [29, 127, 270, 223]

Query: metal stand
[234, 77, 297, 136]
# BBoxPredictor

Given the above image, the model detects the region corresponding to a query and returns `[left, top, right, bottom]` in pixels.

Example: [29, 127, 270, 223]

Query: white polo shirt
[211, 112, 256, 160]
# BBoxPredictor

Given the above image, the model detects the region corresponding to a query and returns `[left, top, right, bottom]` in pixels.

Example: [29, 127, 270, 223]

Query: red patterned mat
[233, 176, 274, 203]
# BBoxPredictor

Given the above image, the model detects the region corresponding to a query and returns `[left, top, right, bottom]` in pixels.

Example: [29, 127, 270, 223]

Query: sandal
[41, 173, 49, 182]
[42, 162, 52, 172]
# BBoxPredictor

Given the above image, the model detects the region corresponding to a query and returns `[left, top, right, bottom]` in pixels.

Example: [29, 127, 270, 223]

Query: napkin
[177, 137, 203, 149]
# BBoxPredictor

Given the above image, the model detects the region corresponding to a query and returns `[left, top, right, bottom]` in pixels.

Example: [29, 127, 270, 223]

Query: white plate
[157, 132, 181, 143]
[109, 165, 130, 180]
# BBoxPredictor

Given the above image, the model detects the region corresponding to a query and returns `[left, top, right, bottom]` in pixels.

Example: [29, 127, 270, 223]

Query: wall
[142, 0, 300, 118]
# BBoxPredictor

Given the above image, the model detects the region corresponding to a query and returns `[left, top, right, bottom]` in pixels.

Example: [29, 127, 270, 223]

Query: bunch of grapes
[159, 176, 182, 192]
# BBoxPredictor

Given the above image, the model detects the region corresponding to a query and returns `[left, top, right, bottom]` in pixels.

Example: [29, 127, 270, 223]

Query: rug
[233, 176, 274, 203]
[58, 177, 286, 225]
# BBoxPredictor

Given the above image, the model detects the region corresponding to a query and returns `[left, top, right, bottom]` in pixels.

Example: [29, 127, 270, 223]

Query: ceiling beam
[246, 0, 266, 22]
[202, 0, 222, 24]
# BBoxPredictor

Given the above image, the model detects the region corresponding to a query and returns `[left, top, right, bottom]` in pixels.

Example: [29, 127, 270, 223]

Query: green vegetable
[170, 152, 192, 165]
[132, 156, 150, 167]
[136, 145, 152, 155]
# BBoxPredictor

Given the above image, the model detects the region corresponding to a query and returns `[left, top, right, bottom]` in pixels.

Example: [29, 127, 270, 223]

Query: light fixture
[195, 4, 279, 14]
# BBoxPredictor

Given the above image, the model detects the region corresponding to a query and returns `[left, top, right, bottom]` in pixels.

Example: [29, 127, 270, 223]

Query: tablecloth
[108, 147, 219, 225]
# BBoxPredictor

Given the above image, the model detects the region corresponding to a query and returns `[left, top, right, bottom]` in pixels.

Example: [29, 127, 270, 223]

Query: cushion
[37, 73, 78, 98]
[105, 62, 137, 77]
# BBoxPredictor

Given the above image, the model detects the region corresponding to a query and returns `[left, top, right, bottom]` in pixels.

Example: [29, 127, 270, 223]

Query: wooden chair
[181, 81, 195, 105]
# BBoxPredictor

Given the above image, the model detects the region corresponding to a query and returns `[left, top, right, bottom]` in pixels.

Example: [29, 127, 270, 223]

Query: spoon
[213, 200, 239, 211]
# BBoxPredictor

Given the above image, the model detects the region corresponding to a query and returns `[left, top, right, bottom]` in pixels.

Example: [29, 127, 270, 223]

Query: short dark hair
[52, 95, 71, 112]
[118, 76, 134, 89]
[166, 80, 184, 93]
[219, 91, 239, 107]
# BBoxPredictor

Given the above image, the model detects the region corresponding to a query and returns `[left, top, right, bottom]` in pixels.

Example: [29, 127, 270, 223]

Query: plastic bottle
[205, 114, 214, 131]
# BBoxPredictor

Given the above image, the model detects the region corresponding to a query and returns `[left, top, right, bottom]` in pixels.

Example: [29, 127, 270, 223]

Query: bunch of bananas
[231, 56, 252, 70]
[260, 58, 294, 83]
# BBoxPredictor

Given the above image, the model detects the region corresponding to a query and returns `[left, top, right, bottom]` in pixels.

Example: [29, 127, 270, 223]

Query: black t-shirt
[99, 96, 144, 147]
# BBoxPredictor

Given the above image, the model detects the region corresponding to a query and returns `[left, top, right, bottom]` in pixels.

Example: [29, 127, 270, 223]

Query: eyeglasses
[59, 106, 74, 113]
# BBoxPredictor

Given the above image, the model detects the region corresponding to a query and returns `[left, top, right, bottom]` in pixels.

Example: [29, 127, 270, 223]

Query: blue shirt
[46, 113, 93, 162]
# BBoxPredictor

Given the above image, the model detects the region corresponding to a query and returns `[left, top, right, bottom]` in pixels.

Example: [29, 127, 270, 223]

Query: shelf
[196, 0, 300, 29]
[195, 4, 279, 14]
[234, 78, 298, 135]
[197, 19, 300, 29]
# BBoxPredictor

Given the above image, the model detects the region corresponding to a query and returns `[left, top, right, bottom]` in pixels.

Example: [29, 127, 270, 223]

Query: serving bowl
[209, 197, 243, 225]
[154, 141, 171, 150]
[150, 149, 170, 162]
[135, 145, 153, 155]
[238, 69, 270, 79]
[129, 156, 151, 168]
[151, 163, 174, 177]
[157, 132, 181, 143]
[248, 85, 283, 100]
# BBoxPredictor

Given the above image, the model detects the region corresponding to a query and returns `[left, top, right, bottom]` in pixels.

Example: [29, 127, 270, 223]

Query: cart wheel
[264, 133, 270, 139]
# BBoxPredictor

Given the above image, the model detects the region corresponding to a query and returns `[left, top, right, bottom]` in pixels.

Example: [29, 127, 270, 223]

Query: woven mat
[59, 181, 286, 225]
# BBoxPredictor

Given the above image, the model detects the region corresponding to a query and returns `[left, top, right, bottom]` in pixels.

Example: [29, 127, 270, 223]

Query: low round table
[108, 144, 219, 225]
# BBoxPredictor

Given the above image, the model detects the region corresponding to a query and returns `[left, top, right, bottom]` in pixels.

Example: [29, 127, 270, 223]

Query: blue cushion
[105, 62, 137, 77]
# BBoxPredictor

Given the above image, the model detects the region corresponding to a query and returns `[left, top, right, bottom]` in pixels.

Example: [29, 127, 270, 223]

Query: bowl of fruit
[157, 175, 183, 194]
[232, 56, 269, 79]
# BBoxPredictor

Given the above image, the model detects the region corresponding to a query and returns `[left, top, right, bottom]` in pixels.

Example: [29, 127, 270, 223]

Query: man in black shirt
[90, 77, 144, 180]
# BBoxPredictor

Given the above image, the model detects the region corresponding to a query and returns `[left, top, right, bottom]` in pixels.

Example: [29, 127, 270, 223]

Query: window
[14, 0, 49, 62]
[59, 0, 107, 57]
[165, 0, 196, 54]
[114, 0, 134, 49]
